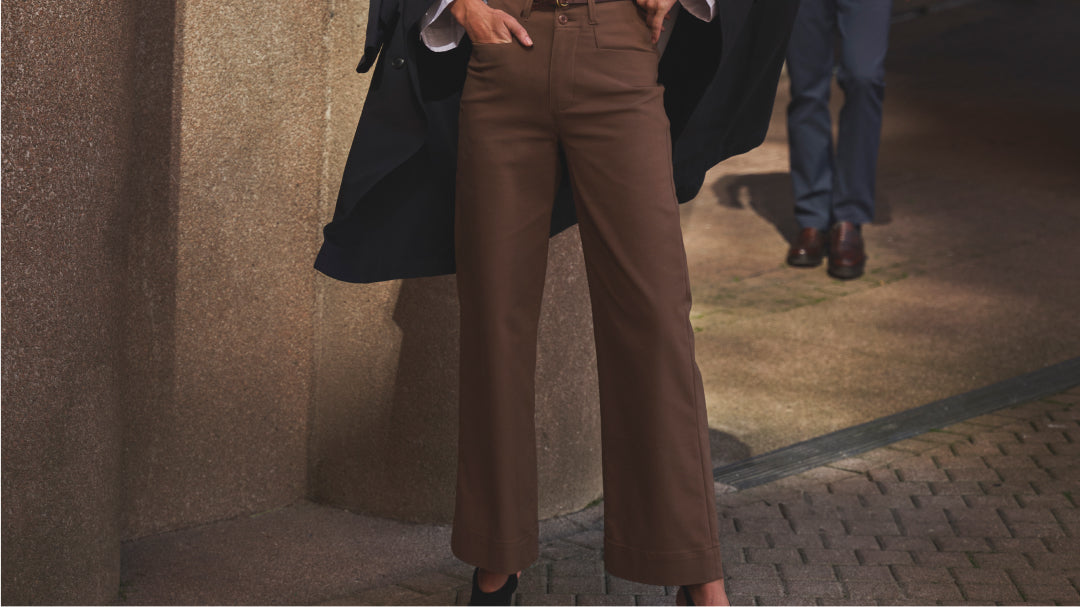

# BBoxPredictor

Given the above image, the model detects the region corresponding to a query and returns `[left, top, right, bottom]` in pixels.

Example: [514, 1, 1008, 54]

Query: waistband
[531, 0, 628, 10]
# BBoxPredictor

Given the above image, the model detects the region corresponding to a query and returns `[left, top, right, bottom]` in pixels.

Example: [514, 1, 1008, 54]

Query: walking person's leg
[786, 0, 839, 233]
[554, 1, 724, 599]
[833, 0, 891, 228]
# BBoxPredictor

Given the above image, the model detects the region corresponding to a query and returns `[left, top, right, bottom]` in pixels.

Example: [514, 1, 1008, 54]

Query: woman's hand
[634, 0, 678, 43]
[451, 0, 533, 46]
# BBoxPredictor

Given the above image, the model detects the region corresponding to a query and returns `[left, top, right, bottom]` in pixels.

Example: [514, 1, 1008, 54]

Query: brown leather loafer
[786, 227, 826, 267]
[827, 221, 866, 280]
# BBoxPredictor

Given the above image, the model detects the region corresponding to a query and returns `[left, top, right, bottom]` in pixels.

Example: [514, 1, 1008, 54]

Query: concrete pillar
[1, 3, 134, 602]
[120, 1, 325, 538]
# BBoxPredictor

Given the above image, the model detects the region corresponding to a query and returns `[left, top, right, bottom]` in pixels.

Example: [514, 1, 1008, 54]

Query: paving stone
[745, 547, 803, 565]
[785, 579, 845, 598]
[909, 551, 973, 568]
[932, 455, 988, 470]
[878, 536, 936, 552]
[788, 518, 846, 536]
[1008, 522, 1067, 538]
[734, 519, 796, 536]
[957, 584, 1024, 603]
[576, 593, 637, 605]
[993, 503, 1062, 527]
[981, 479, 1038, 496]
[1016, 493, 1075, 509]
[895, 466, 949, 482]
[551, 560, 604, 577]
[549, 576, 605, 594]
[755, 595, 818, 605]
[777, 564, 837, 581]
[824, 535, 880, 551]
[899, 582, 964, 602]
[951, 568, 1014, 586]
[541, 539, 600, 561]
[946, 467, 1003, 482]
[890, 565, 955, 585]
[925, 480, 985, 496]
[843, 519, 900, 536]
[911, 494, 968, 510]
[894, 507, 949, 526]
[723, 577, 784, 596]
[970, 552, 1032, 570]
[725, 532, 770, 547]
[767, 532, 824, 550]
[834, 564, 895, 583]
[860, 493, 916, 509]
[807, 493, 865, 510]
[949, 441, 1007, 456]
[1011, 571, 1080, 602]
[857, 549, 915, 566]
[948, 514, 1012, 538]
[604, 577, 658, 595]
[518, 592, 574, 605]
[800, 549, 860, 565]
[724, 563, 779, 579]
[1000, 442, 1055, 456]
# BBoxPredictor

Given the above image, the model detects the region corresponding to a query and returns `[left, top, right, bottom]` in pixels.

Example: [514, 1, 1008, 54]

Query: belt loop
[586, 0, 598, 25]
[521, 0, 533, 20]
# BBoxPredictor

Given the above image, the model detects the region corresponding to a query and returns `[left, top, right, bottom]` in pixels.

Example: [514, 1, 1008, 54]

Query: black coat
[315, 0, 799, 283]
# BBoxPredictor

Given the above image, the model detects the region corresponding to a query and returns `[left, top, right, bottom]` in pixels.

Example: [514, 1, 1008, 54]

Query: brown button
[557, 13, 568, 23]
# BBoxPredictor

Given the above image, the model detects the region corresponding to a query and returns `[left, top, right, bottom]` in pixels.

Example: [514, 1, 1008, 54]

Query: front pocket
[591, 3, 655, 52]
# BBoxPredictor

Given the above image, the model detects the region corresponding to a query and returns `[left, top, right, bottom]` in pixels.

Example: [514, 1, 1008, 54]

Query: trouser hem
[604, 538, 724, 586]
[451, 524, 539, 574]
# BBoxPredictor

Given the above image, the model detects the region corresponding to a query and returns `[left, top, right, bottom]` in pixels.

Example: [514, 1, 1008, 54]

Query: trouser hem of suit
[604, 537, 724, 586]
[450, 524, 539, 574]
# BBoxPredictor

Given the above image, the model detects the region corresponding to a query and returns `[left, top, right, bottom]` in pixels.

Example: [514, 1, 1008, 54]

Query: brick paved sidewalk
[326, 386, 1080, 606]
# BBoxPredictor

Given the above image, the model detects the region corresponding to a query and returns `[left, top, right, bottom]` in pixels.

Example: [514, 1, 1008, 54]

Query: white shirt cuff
[677, 0, 716, 22]
[420, 0, 467, 51]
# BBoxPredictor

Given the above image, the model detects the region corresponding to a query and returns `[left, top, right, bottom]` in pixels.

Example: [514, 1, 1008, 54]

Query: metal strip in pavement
[714, 357, 1080, 491]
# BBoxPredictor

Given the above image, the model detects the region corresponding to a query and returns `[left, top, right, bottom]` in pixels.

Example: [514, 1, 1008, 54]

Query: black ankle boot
[468, 568, 518, 606]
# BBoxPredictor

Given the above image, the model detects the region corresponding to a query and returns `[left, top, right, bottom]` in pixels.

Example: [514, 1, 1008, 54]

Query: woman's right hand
[450, 0, 533, 46]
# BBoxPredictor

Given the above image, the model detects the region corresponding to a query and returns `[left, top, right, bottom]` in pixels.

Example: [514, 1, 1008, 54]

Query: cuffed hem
[451, 524, 539, 575]
[604, 537, 724, 586]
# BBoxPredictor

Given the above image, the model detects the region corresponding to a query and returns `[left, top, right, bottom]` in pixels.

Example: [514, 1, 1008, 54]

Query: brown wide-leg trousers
[453, 0, 723, 586]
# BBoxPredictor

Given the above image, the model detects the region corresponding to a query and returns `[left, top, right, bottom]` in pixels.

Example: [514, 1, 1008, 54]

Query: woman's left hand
[635, 0, 678, 44]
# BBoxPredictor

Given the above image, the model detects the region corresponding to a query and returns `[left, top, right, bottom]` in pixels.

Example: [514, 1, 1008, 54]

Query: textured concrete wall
[309, 0, 604, 522]
[1, 2, 134, 603]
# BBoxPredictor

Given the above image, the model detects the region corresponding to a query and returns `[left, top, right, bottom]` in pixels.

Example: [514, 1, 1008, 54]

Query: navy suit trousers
[786, 0, 892, 230]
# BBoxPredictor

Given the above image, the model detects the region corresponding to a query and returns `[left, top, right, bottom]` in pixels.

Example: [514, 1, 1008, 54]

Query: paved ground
[308, 387, 1080, 606]
[119, 386, 1080, 605]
